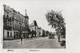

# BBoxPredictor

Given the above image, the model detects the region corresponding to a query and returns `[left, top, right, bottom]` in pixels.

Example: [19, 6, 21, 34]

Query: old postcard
[0, 0, 80, 53]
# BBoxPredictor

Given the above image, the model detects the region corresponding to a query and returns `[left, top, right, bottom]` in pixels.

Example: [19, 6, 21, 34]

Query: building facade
[3, 4, 29, 40]
[29, 20, 38, 37]
[29, 21, 46, 37]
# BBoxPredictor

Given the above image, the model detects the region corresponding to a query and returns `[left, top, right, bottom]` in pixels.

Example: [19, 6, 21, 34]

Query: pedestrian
[21, 35, 23, 44]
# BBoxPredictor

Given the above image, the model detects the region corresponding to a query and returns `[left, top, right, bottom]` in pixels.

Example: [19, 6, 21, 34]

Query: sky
[0, 1, 66, 32]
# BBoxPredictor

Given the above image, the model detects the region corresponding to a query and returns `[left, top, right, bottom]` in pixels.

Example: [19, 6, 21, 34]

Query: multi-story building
[29, 20, 38, 37]
[29, 21, 46, 37]
[3, 4, 29, 40]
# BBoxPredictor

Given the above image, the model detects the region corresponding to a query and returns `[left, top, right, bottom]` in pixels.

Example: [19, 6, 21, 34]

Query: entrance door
[7, 32, 9, 38]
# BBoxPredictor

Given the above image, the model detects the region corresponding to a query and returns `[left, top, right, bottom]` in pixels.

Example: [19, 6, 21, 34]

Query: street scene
[3, 36, 63, 48]
[3, 1, 66, 49]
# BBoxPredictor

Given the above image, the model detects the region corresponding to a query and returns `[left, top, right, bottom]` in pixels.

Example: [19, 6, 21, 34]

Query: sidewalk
[3, 36, 41, 41]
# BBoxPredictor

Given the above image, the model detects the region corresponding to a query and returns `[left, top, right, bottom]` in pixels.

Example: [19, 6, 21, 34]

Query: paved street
[3, 36, 62, 49]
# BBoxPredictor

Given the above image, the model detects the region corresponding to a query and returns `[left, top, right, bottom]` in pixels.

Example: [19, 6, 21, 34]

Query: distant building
[29, 21, 46, 37]
[29, 20, 38, 37]
[29, 20, 44, 37]
[37, 27, 41, 37]
[3, 4, 29, 40]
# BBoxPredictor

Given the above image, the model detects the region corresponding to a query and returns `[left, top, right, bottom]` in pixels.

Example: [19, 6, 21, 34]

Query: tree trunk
[58, 35, 60, 42]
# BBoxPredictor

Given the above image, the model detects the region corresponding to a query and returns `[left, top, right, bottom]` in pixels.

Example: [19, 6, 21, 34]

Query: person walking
[21, 34, 23, 44]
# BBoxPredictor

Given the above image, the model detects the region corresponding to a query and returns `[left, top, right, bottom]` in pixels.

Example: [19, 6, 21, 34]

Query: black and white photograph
[2, 1, 66, 49]
[0, 0, 80, 53]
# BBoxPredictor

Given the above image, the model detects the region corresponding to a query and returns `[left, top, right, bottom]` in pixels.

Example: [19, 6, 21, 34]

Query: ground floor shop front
[3, 30, 28, 40]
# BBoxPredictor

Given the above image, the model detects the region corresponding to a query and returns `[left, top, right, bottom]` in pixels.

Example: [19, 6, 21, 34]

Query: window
[6, 15, 9, 18]
[9, 17, 11, 22]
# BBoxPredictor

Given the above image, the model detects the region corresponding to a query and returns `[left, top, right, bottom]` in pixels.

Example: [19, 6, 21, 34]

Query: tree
[45, 10, 66, 42]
